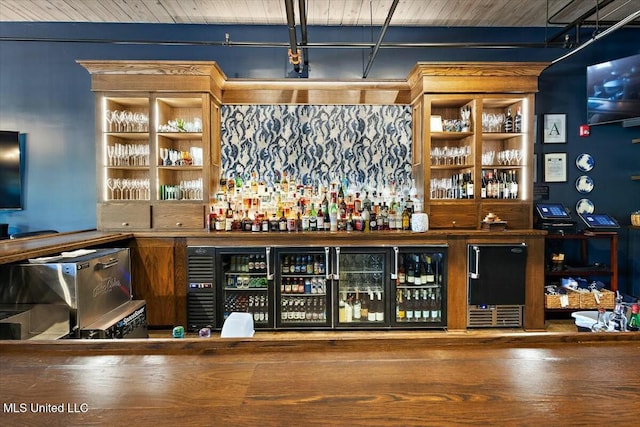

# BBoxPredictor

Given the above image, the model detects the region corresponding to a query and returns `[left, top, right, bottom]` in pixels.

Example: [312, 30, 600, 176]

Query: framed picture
[544, 152, 567, 182]
[543, 114, 566, 143]
[533, 154, 538, 183]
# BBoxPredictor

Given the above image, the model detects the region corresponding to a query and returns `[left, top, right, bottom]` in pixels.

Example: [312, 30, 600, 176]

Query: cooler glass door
[335, 247, 389, 328]
[392, 246, 447, 328]
[218, 247, 274, 329]
[275, 247, 332, 329]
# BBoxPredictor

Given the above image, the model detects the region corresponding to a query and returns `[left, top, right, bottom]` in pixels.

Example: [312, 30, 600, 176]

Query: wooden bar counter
[0, 229, 546, 331]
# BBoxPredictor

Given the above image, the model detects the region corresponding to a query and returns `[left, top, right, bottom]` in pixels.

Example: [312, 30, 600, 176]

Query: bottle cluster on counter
[208, 172, 423, 232]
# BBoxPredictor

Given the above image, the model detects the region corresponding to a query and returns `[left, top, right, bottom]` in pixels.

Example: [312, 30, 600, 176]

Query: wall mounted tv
[587, 53, 640, 125]
[0, 131, 23, 210]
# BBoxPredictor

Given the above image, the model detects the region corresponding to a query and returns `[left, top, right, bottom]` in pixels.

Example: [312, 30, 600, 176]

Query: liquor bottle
[316, 204, 324, 230]
[329, 200, 338, 232]
[397, 263, 406, 285]
[367, 291, 377, 321]
[459, 173, 466, 199]
[405, 290, 414, 321]
[502, 172, 510, 199]
[362, 191, 372, 212]
[360, 292, 369, 320]
[433, 289, 442, 321]
[407, 263, 415, 285]
[466, 172, 474, 199]
[510, 171, 519, 199]
[397, 289, 406, 321]
[225, 203, 234, 231]
[353, 291, 362, 320]
[308, 203, 317, 231]
[481, 171, 487, 199]
[344, 295, 353, 322]
[426, 257, 435, 284]
[514, 106, 522, 133]
[504, 108, 513, 133]
[421, 289, 430, 321]
[375, 291, 384, 321]
[388, 201, 397, 230]
[413, 290, 422, 321]
[402, 208, 410, 230]
[362, 206, 371, 232]
[281, 171, 289, 195]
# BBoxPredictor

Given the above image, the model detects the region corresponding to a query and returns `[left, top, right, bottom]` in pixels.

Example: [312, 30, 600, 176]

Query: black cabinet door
[468, 244, 527, 305]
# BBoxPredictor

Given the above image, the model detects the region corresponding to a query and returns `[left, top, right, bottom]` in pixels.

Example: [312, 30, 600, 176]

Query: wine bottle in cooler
[373, 292, 383, 321]
[368, 291, 377, 321]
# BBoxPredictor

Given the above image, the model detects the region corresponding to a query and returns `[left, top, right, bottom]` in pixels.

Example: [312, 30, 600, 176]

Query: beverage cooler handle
[265, 247, 274, 280]
[333, 247, 341, 280]
[469, 245, 480, 279]
[324, 247, 331, 280]
[391, 246, 399, 280]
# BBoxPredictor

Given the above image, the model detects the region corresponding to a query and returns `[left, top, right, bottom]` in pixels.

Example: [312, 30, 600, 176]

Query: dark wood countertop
[0, 230, 133, 264]
[135, 229, 548, 247]
[0, 228, 547, 263]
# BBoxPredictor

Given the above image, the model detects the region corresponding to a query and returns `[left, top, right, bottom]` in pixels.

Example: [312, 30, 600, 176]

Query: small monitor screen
[536, 203, 570, 220]
[579, 213, 620, 229]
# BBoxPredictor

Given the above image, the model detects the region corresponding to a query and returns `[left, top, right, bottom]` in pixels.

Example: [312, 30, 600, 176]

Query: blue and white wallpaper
[220, 105, 412, 186]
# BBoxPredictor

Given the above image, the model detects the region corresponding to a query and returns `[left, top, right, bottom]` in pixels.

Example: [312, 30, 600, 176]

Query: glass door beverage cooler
[334, 247, 389, 328]
[217, 247, 274, 329]
[391, 247, 447, 328]
[275, 247, 332, 329]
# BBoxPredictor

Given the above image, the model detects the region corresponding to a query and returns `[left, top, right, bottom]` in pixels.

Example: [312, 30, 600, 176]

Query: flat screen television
[0, 131, 23, 210]
[587, 53, 640, 125]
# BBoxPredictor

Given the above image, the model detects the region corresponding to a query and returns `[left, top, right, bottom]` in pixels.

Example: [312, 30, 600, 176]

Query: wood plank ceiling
[0, 0, 638, 27]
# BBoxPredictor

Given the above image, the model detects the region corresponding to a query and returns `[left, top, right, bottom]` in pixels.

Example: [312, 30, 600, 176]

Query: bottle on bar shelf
[209, 171, 423, 232]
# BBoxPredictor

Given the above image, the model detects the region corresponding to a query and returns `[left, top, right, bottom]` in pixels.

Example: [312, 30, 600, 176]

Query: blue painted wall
[0, 22, 638, 291]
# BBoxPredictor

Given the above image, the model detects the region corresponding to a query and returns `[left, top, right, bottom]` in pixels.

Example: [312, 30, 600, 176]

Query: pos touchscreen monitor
[535, 203, 571, 220]
[578, 213, 620, 231]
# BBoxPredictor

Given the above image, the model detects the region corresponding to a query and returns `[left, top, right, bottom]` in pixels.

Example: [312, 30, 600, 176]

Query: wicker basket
[579, 289, 615, 309]
[545, 289, 580, 309]
[631, 213, 640, 227]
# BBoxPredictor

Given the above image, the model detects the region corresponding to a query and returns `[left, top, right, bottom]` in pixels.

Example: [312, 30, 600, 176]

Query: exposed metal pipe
[284, 0, 300, 73]
[298, 0, 309, 74]
[362, 0, 399, 78]
[551, 7, 640, 65]
[546, 0, 616, 43]
[0, 36, 565, 49]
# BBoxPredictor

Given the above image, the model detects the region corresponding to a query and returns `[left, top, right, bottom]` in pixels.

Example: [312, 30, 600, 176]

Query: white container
[221, 312, 255, 338]
[411, 213, 429, 232]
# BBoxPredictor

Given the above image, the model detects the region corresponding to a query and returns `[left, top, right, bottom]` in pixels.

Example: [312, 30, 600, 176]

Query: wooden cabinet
[409, 62, 546, 229]
[79, 61, 225, 231]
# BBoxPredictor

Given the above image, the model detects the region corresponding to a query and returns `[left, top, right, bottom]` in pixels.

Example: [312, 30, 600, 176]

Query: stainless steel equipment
[0, 304, 69, 340]
[0, 248, 133, 336]
[80, 299, 148, 339]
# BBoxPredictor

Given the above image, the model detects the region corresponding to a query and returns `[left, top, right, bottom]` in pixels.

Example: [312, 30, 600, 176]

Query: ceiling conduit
[362, 0, 399, 78]
[284, 0, 301, 74]
[298, 0, 310, 76]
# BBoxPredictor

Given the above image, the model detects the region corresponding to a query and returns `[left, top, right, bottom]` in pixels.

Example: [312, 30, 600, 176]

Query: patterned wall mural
[220, 104, 412, 187]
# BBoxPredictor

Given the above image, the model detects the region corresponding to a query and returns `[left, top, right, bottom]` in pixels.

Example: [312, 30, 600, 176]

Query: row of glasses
[159, 148, 198, 166]
[106, 178, 150, 200]
[482, 149, 523, 166]
[159, 178, 203, 200]
[106, 110, 149, 133]
[107, 143, 150, 166]
[430, 146, 471, 166]
[158, 118, 202, 133]
[481, 112, 506, 133]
